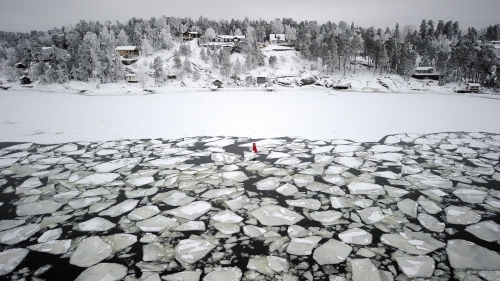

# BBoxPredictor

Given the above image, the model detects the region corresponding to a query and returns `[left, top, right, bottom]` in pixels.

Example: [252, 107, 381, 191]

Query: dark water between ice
[0, 133, 499, 280]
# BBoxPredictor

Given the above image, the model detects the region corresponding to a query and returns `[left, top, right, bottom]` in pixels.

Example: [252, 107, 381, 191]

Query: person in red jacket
[252, 143, 258, 153]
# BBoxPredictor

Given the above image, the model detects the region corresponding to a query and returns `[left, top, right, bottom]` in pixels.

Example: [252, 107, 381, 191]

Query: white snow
[2, 89, 500, 143]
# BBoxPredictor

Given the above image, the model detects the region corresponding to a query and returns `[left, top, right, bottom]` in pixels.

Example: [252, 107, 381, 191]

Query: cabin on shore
[19, 76, 31, 85]
[167, 73, 177, 79]
[412, 67, 440, 80]
[125, 73, 138, 83]
[466, 82, 481, 93]
[214, 35, 245, 43]
[115, 46, 139, 58]
[256, 75, 268, 85]
[182, 31, 202, 41]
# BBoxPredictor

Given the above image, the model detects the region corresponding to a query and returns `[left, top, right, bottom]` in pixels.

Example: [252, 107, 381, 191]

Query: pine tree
[350, 34, 363, 73]
[141, 37, 153, 56]
[117, 29, 129, 46]
[200, 47, 208, 62]
[233, 57, 242, 76]
[183, 57, 192, 73]
[173, 51, 182, 68]
[193, 68, 201, 81]
[269, 55, 277, 68]
[153, 56, 164, 83]
[378, 45, 389, 74]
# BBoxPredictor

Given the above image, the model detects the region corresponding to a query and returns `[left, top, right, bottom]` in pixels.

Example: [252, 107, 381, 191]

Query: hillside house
[115, 46, 139, 65]
[412, 67, 440, 80]
[125, 73, 138, 83]
[182, 31, 202, 41]
[269, 34, 286, 44]
[214, 35, 245, 43]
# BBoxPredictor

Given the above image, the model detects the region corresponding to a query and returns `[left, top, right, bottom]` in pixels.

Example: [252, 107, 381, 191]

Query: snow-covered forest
[0, 16, 499, 87]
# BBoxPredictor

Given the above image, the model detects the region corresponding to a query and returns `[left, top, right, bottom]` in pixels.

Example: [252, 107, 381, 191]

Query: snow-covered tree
[160, 28, 173, 50]
[183, 57, 192, 73]
[204, 27, 216, 42]
[269, 55, 277, 68]
[193, 68, 200, 81]
[141, 37, 153, 56]
[234, 28, 243, 36]
[117, 29, 129, 46]
[270, 19, 284, 34]
[233, 57, 242, 75]
[173, 51, 182, 68]
[153, 56, 164, 83]
[284, 25, 297, 41]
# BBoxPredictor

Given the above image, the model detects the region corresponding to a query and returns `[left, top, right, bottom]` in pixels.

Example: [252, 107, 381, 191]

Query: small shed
[167, 73, 177, 79]
[466, 83, 481, 93]
[19, 76, 31, 85]
[256, 75, 268, 85]
[125, 73, 138, 83]
[212, 80, 223, 87]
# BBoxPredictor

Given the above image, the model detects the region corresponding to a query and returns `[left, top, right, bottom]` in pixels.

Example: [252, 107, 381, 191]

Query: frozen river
[1, 88, 500, 143]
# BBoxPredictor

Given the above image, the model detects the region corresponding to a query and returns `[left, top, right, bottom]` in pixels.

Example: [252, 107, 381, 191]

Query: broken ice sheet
[381, 232, 445, 255]
[28, 239, 72, 255]
[445, 206, 481, 225]
[447, 239, 500, 270]
[70, 236, 112, 267]
[338, 228, 372, 245]
[0, 248, 29, 276]
[286, 236, 322, 255]
[313, 239, 352, 265]
[465, 220, 500, 242]
[250, 205, 304, 226]
[166, 201, 212, 220]
[395, 256, 435, 278]
[75, 217, 115, 232]
[286, 199, 321, 210]
[174, 238, 216, 264]
[0, 224, 40, 245]
[74, 263, 127, 281]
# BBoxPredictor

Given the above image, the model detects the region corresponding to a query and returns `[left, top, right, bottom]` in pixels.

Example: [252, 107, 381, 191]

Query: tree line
[0, 16, 499, 87]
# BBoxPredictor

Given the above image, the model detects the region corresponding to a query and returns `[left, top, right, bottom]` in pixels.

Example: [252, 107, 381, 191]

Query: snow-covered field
[1, 88, 500, 144]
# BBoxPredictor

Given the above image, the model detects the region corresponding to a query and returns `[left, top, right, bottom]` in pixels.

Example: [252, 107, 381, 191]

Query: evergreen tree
[153, 56, 164, 83]
[183, 57, 192, 73]
[269, 55, 277, 68]
[173, 51, 182, 68]
[141, 37, 153, 56]
[233, 57, 242, 76]
[117, 29, 129, 46]
[378, 45, 389, 74]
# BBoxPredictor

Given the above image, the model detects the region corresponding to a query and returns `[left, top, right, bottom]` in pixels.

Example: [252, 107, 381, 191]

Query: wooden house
[125, 73, 138, 83]
[167, 73, 177, 79]
[182, 31, 202, 41]
[19, 76, 31, 85]
[256, 75, 268, 85]
[412, 67, 440, 80]
[115, 46, 139, 58]
[466, 82, 481, 93]
[214, 35, 245, 43]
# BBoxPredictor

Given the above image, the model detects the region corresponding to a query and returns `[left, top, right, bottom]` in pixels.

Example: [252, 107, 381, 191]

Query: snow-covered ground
[0, 87, 499, 144]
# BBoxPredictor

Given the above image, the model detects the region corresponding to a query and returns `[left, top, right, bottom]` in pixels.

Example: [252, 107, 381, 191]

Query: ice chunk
[334, 157, 363, 169]
[70, 236, 112, 267]
[126, 176, 154, 187]
[275, 157, 301, 165]
[310, 211, 342, 224]
[80, 187, 110, 198]
[125, 187, 158, 198]
[286, 236, 322, 255]
[287, 225, 311, 238]
[127, 205, 160, 221]
[211, 210, 244, 223]
[286, 199, 321, 210]
[222, 171, 249, 182]
[292, 174, 314, 187]
[0, 220, 26, 231]
[447, 239, 500, 270]
[397, 198, 418, 218]
[16, 200, 63, 216]
[348, 182, 385, 195]
[395, 256, 435, 278]
[330, 197, 355, 209]
[223, 195, 250, 211]
[452, 188, 488, 204]
[405, 172, 453, 189]
[149, 157, 189, 167]
[311, 145, 334, 154]
[465, 220, 500, 242]
[371, 153, 404, 162]
[99, 199, 139, 217]
[101, 234, 137, 253]
[76, 217, 115, 233]
[93, 158, 141, 173]
[0, 224, 40, 245]
[313, 239, 352, 265]
[250, 206, 304, 226]
[381, 232, 445, 255]
[322, 175, 345, 186]
[255, 177, 281, 190]
[0, 158, 19, 169]
[161, 191, 195, 206]
[201, 188, 241, 199]
[478, 271, 500, 281]
[357, 207, 384, 224]
[324, 164, 349, 175]
[338, 228, 372, 245]
[175, 238, 216, 264]
[266, 256, 288, 272]
[203, 267, 242, 281]
[74, 263, 127, 281]
[0, 248, 29, 276]
[162, 270, 202, 281]
[28, 239, 72, 255]
[350, 259, 381, 281]
[369, 145, 403, 152]
[69, 197, 101, 209]
[418, 213, 445, 232]
[136, 215, 178, 232]
[445, 206, 481, 225]
[16, 177, 42, 194]
[243, 225, 267, 238]
[176, 221, 206, 232]
[417, 199, 442, 214]
[166, 201, 212, 220]
[75, 173, 120, 185]
[248, 256, 275, 275]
